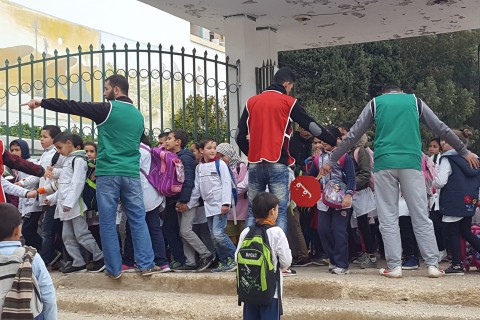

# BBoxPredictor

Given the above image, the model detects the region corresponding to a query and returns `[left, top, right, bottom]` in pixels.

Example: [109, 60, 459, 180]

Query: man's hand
[20, 98, 43, 110]
[317, 163, 332, 179]
[26, 190, 37, 199]
[221, 205, 230, 215]
[464, 151, 480, 169]
[45, 166, 55, 180]
[342, 194, 352, 208]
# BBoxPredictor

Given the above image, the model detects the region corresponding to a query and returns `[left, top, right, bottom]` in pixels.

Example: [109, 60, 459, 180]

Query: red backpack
[140, 145, 185, 197]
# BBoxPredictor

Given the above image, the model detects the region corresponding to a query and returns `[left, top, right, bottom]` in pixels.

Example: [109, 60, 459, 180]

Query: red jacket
[246, 90, 297, 165]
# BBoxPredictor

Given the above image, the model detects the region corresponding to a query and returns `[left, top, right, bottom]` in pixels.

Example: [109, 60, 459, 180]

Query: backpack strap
[215, 159, 238, 225]
[51, 152, 60, 166]
[370, 99, 376, 119]
[338, 153, 347, 168]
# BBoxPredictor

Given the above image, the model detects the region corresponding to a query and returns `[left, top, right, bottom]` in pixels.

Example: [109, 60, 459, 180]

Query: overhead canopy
[139, 0, 480, 51]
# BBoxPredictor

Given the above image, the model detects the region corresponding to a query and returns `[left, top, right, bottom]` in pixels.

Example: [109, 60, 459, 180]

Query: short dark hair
[71, 134, 84, 149]
[53, 131, 74, 144]
[0, 203, 22, 241]
[198, 137, 216, 149]
[171, 130, 189, 149]
[273, 68, 295, 85]
[252, 192, 279, 219]
[382, 84, 401, 93]
[41, 125, 61, 139]
[105, 74, 129, 94]
[141, 133, 151, 147]
[158, 132, 169, 140]
[338, 122, 353, 132]
[84, 141, 97, 152]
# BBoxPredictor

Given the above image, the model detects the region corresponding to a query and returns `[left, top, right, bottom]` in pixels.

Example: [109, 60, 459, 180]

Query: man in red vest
[236, 68, 336, 234]
[0, 140, 45, 203]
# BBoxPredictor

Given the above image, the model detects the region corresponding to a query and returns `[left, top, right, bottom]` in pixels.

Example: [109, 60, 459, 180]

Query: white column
[255, 27, 278, 65]
[224, 14, 257, 146]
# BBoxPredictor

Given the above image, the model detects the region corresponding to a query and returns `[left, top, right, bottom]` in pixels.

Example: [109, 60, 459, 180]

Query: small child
[46, 132, 104, 274]
[308, 127, 356, 275]
[158, 132, 169, 146]
[0, 203, 57, 319]
[188, 138, 237, 272]
[236, 192, 292, 320]
[433, 129, 480, 275]
[83, 141, 101, 247]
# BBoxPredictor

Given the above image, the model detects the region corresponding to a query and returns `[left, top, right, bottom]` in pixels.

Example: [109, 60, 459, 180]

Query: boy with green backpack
[236, 192, 292, 319]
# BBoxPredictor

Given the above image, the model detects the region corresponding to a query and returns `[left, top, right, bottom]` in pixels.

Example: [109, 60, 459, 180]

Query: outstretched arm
[3, 151, 45, 177]
[290, 102, 337, 147]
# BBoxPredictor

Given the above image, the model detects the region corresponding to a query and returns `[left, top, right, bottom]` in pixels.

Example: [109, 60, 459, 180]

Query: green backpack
[236, 224, 280, 306]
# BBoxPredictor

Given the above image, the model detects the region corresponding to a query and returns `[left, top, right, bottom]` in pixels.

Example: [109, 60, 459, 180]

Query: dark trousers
[243, 299, 280, 320]
[40, 205, 64, 265]
[300, 206, 324, 258]
[430, 210, 446, 251]
[446, 216, 480, 266]
[162, 199, 186, 264]
[287, 206, 309, 260]
[399, 216, 419, 257]
[124, 206, 169, 267]
[357, 214, 377, 254]
[193, 222, 215, 256]
[88, 225, 102, 249]
[22, 211, 43, 250]
[317, 207, 350, 269]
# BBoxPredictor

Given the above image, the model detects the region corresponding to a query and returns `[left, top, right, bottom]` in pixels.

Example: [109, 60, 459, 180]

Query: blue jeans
[123, 205, 169, 267]
[246, 163, 289, 234]
[317, 207, 350, 269]
[243, 298, 280, 320]
[97, 176, 154, 276]
[40, 205, 64, 265]
[207, 214, 236, 263]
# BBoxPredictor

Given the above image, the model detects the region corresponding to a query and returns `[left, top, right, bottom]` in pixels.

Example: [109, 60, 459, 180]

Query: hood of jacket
[68, 149, 87, 158]
[443, 150, 480, 178]
[177, 148, 195, 162]
[10, 139, 30, 159]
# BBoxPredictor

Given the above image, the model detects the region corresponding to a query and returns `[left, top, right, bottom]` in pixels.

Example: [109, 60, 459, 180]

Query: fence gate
[0, 42, 240, 155]
[255, 60, 276, 94]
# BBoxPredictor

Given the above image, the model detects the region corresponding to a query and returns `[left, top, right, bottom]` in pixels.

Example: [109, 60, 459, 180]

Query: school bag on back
[421, 153, 436, 196]
[214, 159, 238, 205]
[72, 157, 97, 211]
[353, 147, 375, 191]
[236, 224, 279, 306]
[141, 145, 185, 197]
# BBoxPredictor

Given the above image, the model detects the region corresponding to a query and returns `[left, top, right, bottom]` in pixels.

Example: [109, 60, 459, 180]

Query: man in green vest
[22, 75, 156, 279]
[319, 84, 479, 279]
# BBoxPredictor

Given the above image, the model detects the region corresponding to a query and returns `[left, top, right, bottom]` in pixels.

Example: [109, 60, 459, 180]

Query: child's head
[198, 138, 217, 161]
[71, 134, 84, 150]
[313, 137, 323, 154]
[84, 141, 97, 160]
[338, 122, 352, 140]
[164, 130, 188, 153]
[9, 139, 30, 160]
[252, 192, 279, 221]
[53, 132, 77, 156]
[428, 138, 442, 156]
[0, 203, 22, 241]
[158, 132, 169, 146]
[216, 143, 239, 165]
[323, 126, 342, 152]
[190, 142, 202, 162]
[444, 129, 473, 151]
[41, 125, 61, 149]
[141, 133, 151, 147]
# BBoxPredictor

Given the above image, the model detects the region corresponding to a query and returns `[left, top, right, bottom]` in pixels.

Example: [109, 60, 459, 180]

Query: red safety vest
[246, 90, 297, 165]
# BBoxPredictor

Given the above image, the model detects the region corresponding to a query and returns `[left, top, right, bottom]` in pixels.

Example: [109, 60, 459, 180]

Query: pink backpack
[421, 153, 436, 196]
[140, 145, 185, 197]
[353, 147, 375, 191]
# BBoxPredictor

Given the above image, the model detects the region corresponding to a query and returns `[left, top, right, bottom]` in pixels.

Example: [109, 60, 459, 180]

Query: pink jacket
[228, 162, 248, 221]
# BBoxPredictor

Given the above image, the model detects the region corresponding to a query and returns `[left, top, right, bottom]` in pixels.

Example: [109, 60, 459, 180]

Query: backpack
[462, 224, 480, 271]
[0, 246, 43, 319]
[236, 224, 280, 306]
[315, 154, 348, 209]
[421, 153, 436, 196]
[140, 145, 185, 197]
[72, 157, 97, 211]
[353, 147, 375, 191]
[214, 159, 238, 205]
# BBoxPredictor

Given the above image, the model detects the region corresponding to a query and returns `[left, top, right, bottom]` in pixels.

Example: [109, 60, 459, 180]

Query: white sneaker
[379, 266, 402, 278]
[438, 250, 448, 263]
[331, 267, 349, 275]
[328, 263, 336, 272]
[428, 266, 445, 278]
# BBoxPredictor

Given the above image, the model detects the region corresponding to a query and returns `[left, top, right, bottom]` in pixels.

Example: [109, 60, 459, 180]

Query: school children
[187, 138, 237, 272]
[45, 132, 104, 273]
[236, 192, 292, 319]
[433, 129, 480, 275]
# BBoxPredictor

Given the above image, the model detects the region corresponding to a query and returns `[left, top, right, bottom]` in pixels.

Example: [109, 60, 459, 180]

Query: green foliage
[173, 94, 228, 143]
[0, 122, 42, 139]
[279, 30, 480, 153]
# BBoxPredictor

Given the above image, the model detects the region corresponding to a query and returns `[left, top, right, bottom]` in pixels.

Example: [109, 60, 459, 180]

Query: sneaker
[438, 250, 448, 263]
[61, 264, 87, 274]
[141, 265, 162, 276]
[427, 265, 445, 278]
[328, 263, 336, 272]
[121, 264, 138, 273]
[331, 267, 349, 275]
[172, 264, 197, 273]
[170, 260, 183, 270]
[291, 258, 312, 267]
[360, 255, 377, 269]
[379, 266, 402, 278]
[311, 258, 329, 266]
[158, 265, 172, 273]
[223, 258, 237, 272]
[353, 252, 367, 264]
[282, 268, 297, 277]
[197, 255, 215, 272]
[88, 258, 106, 273]
[402, 256, 420, 270]
[106, 271, 122, 280]
[211, 262, 225, 273]
[444, 264, 464, 276]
